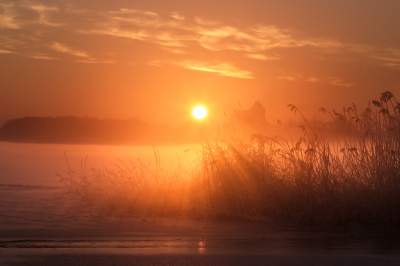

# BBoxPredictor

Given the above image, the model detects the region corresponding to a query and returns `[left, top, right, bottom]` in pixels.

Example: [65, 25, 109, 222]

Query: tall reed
[62, 91, 400, 228]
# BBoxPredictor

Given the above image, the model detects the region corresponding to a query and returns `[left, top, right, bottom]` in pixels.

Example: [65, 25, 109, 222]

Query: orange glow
[1, 1, 398, 125]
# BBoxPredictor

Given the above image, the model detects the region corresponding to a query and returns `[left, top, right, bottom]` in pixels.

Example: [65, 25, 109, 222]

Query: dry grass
[61, 91, 400, 229]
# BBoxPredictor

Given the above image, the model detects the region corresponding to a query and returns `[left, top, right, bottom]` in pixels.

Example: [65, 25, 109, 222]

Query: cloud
[277, 74, 317, 82]
[30, 4, 62, 27]
[147, 60, 163, 67]
[329, 77, 354, 88]
[0, 1, 62, 29]
[277, 75, 298, 82]
[1, 3, 399, 74]
[177, 61, 254, 79]
[278, 74, 352, 87]
[0, 48, 13, 54]
[170, 12, 185, 21]
[83, 8, 192, 49]
[306, 77, 320, 83]
[28, 53, 56, 60]
[0, 3, 20, 29]
[50, 42, 113, 64]
[87, 27, 149, 41]
[344, 45, 400, 71]
[50, 42, 89, 58]
[371, 48, 400, 69]
[84, 8, 342, 61]
[246, 54, 280, 61]
[76, 58, 114, 64]
[0, 36, 20, 55]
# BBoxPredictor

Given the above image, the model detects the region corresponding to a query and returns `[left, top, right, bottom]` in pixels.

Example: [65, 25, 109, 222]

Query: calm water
[0, 142, 201, 186]
[0, 141, 203, 245]
[1, 142, 400, 266]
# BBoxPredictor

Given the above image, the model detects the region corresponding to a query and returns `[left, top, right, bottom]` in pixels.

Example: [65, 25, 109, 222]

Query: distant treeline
[0, 116, 204, 145]
[0, 101, 376, 145]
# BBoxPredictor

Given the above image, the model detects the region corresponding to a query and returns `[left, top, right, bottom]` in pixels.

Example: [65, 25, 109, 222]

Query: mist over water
[0, 142, 202, 243]
[2, 139, 400, 262]
[0, 142, 200, 186]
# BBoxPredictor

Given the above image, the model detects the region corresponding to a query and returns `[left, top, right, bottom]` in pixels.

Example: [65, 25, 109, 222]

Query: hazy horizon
[1, 0, 400, 125]
[3, 2, 400, 265]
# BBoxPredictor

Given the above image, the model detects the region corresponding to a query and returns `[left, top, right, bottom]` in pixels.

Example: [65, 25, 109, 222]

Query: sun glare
[192, 105, 208, 121]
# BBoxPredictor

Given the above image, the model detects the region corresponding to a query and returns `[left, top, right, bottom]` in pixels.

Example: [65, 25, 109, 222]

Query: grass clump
[201, 91, 400, 227]
[62, 91, 400, 229]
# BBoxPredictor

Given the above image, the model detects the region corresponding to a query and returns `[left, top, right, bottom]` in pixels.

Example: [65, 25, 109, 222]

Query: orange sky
[1, 0, 400, 124]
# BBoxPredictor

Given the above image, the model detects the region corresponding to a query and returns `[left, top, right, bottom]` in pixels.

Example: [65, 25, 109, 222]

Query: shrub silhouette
[62, 91, 400, 229]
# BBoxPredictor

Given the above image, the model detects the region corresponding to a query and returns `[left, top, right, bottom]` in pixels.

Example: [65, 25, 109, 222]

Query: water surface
[1, 141, 400, 265]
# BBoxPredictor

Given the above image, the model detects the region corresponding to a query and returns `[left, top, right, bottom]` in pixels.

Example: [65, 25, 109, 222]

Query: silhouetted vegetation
[0, 116, 207, 145]
[62, 91, 400, 230]
[200, 91, 400, 227]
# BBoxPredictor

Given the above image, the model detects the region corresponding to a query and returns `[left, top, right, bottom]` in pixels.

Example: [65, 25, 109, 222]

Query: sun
[192, 104, 208, 121]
